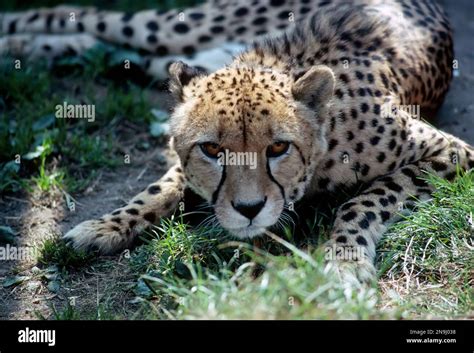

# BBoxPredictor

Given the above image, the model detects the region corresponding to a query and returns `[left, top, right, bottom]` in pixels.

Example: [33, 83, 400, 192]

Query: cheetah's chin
[226, 225, 266, 239]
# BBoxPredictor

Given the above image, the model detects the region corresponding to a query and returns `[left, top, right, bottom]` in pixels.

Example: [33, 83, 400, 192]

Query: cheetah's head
[168, 62, 335, 238]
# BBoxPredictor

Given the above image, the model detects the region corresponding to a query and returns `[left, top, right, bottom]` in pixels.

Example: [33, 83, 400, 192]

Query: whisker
[195, 201, 214, 211]
[283, 204, 299, 218]
[198, 213, 217, 229]
[280, 211, 295, 228]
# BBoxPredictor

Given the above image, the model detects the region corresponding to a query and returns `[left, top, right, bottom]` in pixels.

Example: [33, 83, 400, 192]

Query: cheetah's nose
[231, 197, 267, 220]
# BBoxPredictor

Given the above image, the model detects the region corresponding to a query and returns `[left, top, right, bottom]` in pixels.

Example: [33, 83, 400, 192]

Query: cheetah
[2, 0, 473, 283]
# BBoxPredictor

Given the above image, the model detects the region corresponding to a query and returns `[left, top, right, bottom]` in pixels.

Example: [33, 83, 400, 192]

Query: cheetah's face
[168, 62, 335, 238]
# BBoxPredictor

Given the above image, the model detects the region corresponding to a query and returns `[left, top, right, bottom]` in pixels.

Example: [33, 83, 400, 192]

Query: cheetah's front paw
[323, 238, 377, 286]
[63, 219, 131, 254]
[325, 257, 377, 287]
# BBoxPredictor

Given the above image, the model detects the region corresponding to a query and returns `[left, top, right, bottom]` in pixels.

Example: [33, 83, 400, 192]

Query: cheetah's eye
[267, 141, 290, 158]
[200, 142, 221, 159]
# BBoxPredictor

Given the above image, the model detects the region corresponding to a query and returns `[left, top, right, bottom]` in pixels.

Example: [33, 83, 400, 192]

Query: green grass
[123, 172, 473, 320]
[377, 171, 474, 317]
[0, 44, 161, 195]
[37, 237, 94, 270]
[130, 217, 386, 319]
[36, 300, 119, 320]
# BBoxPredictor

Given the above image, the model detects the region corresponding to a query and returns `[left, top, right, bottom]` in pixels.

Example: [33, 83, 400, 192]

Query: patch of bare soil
[0, 146, 176, 320]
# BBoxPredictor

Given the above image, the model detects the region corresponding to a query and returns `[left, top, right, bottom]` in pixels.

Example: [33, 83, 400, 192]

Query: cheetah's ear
[292, 65, 335, 108]
[168, 61, 207, 101]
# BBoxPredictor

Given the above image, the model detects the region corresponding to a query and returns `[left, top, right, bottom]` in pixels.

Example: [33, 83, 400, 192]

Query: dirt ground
[0, 1, 473, 319]
[0, 145, 176, 319]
